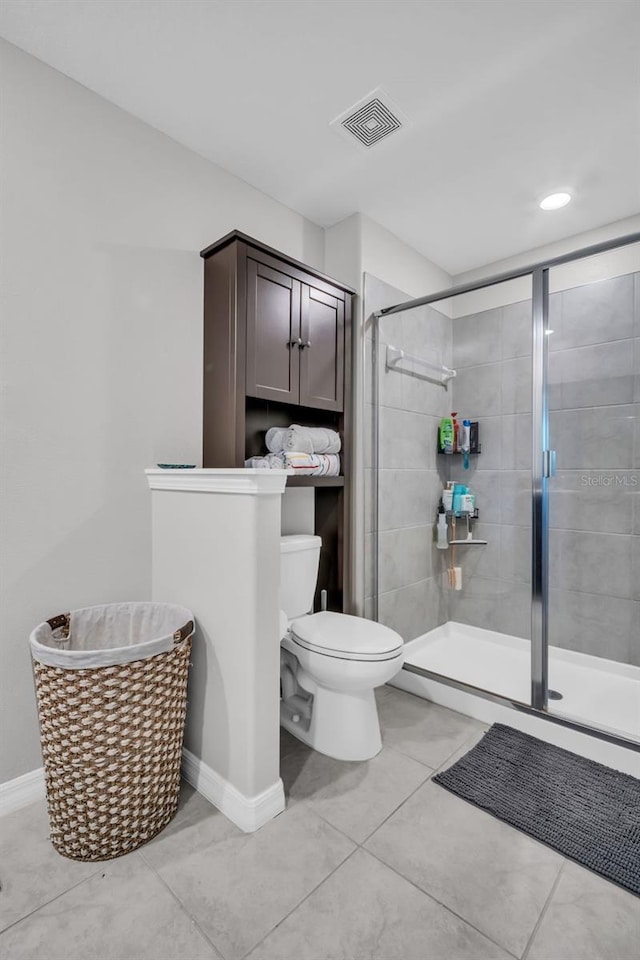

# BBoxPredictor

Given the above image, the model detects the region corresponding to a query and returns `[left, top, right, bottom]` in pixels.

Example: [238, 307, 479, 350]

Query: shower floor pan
[390, 621, 639, 776]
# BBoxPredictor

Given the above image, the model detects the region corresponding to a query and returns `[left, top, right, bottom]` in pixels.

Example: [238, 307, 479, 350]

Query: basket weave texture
[32, 638, 191, 861]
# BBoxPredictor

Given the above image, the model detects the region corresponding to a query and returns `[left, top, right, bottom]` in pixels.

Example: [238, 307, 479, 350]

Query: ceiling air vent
[331, 88, 408, 149]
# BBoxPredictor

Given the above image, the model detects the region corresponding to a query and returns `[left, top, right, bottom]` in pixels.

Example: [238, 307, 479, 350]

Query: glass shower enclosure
[367, 234, 639, 749]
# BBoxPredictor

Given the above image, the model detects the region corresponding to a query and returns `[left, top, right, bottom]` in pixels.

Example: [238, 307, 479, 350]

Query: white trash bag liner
[30, 601, 194, 670]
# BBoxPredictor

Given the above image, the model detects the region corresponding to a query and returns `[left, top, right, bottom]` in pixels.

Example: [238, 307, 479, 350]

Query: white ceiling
[1, 0, 639, 274]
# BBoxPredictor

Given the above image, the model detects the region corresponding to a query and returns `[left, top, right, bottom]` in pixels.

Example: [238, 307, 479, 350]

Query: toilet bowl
[279, 535, 404, 761]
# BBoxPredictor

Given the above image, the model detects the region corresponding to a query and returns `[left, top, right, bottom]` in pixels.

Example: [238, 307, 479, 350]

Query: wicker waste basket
[29, 602, 194, 862]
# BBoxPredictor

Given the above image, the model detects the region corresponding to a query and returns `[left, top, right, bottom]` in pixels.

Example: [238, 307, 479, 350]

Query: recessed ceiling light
[539, 192, 571, 211]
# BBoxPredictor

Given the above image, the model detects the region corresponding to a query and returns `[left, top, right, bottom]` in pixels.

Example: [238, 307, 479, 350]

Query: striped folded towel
[281, 452, 340, 477]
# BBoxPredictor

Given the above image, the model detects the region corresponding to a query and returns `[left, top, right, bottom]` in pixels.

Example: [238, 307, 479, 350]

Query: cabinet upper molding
[199, 229, 356, 297]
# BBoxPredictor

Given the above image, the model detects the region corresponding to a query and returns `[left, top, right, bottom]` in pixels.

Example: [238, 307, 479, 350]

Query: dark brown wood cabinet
[299, 284, 344, 411]
[245, 258, 345, 413]
[200, 230, 354, 611]
[246, 259, 301, 405]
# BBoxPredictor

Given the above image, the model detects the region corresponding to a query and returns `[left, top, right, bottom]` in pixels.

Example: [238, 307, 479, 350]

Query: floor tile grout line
[138, 847, 227, 960]
[430, 728, 490, 777]
[237, 843, 360, 960]
[295, 799, 365, 848]
[355, 766, 434, 847]
[376, 737, 437, 770]
[362, 845, 521, 960]
[520, 859, 567, 960]
[152, 744, 441, 959]
[0, 855, 131, 938]
[282, 703, 512, 951]
[380, 726, 487, 783]
[377, 730, 482, 774]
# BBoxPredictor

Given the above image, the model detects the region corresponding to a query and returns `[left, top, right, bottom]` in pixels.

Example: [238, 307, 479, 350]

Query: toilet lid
[289, 612, 403, 662]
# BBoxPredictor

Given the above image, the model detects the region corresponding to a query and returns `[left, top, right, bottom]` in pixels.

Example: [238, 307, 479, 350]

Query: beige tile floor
[1, 686, 638, 960]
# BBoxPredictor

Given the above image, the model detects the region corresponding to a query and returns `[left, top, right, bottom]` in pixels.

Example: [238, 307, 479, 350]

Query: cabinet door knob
[288, 337, 302, 347]
[300, 340, 311, 349]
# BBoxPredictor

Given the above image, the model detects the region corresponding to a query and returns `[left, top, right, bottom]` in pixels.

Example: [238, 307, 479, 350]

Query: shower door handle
[543, 450, 556, 478]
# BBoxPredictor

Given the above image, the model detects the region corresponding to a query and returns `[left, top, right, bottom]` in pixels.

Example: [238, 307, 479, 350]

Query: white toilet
[279, 534, 404, 761]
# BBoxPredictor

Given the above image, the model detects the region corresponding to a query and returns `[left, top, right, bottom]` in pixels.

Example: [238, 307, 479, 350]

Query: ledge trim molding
[146, 468, 288, 496]
[181, 748, 285, 832]
[0, 767, 46, 816]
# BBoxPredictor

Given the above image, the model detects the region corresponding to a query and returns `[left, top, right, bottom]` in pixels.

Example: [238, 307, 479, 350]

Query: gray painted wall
[0, 42, 324, 785]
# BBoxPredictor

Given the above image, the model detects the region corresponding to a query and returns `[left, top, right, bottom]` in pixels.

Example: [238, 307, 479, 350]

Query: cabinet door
[246, 259, 301, 403]
[299, 284, 344, 411]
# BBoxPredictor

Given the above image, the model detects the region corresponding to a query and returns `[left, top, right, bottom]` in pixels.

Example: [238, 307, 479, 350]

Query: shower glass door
[369, 273, 534, 707]
[368, 236, 639, 746]
[545, 255, 639, 742]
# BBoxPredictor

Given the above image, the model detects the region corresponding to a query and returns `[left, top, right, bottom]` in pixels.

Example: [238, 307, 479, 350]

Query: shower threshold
[390, 621, 639, 776]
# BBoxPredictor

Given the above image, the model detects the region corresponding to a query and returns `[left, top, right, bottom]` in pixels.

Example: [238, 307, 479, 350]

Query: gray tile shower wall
[447, 297, 533, 641]
[363, 274, 451, 640]
[449, 272, 639, 666]
[365, 271, 638, 667]
[547, 272, 639, 666]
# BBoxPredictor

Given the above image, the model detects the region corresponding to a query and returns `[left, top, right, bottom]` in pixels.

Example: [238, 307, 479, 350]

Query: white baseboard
[1, 752, 286, 832]
[0, 767, 46, 816]
[181, 748, 285, 832]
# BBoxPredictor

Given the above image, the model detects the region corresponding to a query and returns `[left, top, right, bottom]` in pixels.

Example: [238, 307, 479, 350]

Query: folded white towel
[265, 427, 289, 454]
[285, 425, 341, 454]
[266, 425, 341, 455]
[244, 454, 285, 470]
[281, 452, 340, 477]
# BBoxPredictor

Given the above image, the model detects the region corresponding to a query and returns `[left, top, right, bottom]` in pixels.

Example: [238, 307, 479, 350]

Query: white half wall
[148, 469, 287, 830]
[0, 40, 323, 785]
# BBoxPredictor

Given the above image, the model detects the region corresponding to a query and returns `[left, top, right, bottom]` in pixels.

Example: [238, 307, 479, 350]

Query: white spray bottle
[436, 503, 448, 549]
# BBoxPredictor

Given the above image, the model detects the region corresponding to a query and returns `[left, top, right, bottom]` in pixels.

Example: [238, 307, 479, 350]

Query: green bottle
[439, 417, 454, 453]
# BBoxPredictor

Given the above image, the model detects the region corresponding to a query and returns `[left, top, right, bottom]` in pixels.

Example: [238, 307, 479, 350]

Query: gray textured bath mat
[433, 723, 640, 896]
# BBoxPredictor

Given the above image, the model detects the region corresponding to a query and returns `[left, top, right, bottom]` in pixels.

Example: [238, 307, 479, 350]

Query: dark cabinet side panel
[246, 259, 301, 404]
[203, 246, 246, 467]
[314, 487, 344, 613]
[299, 285, 344, 412]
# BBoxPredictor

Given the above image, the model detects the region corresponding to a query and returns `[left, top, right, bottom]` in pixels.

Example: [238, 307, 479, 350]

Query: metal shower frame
[371, 230, 640, 750]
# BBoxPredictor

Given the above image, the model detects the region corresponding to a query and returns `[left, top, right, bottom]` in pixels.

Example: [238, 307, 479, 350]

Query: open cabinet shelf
[286, 476, 345, 488]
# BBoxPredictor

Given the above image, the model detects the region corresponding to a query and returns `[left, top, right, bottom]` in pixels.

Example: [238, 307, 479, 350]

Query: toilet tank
[280, 535, 322, 620]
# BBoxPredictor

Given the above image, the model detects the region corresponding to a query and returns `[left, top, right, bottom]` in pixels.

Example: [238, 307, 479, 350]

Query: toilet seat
[289, 611, 403, 662]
